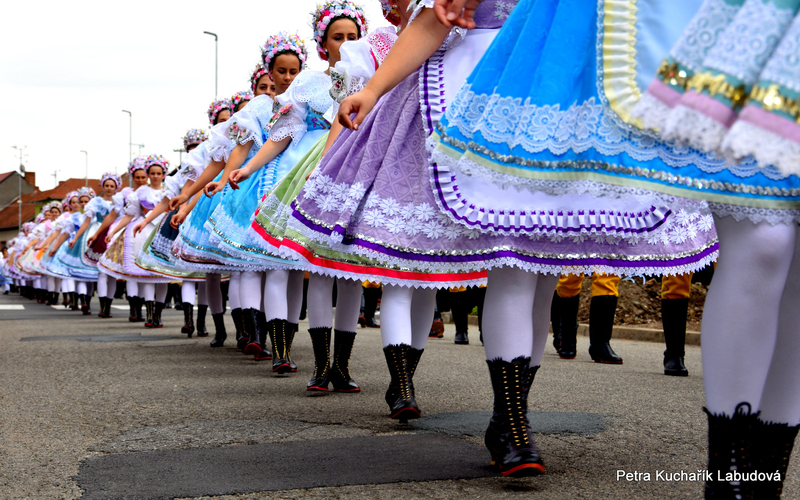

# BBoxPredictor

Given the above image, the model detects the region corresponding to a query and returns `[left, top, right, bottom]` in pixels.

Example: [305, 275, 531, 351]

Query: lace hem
[283, 209, 720, 282]
[721, 119, 800, 178]
[663, 102, 729, 153]
[269, 122, 307, 145]
[707, 201, 800, 225]
[632, 92, 675, 134]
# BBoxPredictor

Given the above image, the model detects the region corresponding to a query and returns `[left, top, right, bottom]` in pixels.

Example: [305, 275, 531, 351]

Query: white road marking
[0, 305, 24, 310]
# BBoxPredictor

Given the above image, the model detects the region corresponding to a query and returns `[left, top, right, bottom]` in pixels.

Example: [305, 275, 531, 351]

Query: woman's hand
[67, 239, 75, 249]
[169, 194, 189, 211]
[228, 168, 252, 190]
[49, 248, 57, 257]
[170, 209, 188, 229]
[86, 235, 96, 247]
[433, 0, 483, 29]
[338, 87, 379, 130]
[105, 233, 113, 245]
[132, 221, 146, 236]
[204, 181, 224, 197]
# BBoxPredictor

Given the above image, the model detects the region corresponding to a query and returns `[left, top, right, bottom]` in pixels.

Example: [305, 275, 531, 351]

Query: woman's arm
[68, 217, 92, 249]
[228, 137, 291, 189]
[205, 142, 253, 196]
[338, 8, 451, 130]
[169, 160, 225, 210]
[106, 214, 133, 243]
[433, 0, 482, 29]
[49, 232, 70, 257]
[87, 211, 117, 247]
[36, 231, 59, 251]
[133, 198, 170, 236]
[170, 194, 202, 229]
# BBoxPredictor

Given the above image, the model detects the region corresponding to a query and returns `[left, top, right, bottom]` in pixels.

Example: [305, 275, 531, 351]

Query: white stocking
[47, 276, 55, 292]
[141, 283, 155, 301]
[308, 273, 335, 329]
[753, 226, 800, 424]
[104, 274, 116, 299]
[197, 279, 207, 306]
[127, 280, 139, 298]
[76, 281, 87, 296]
[702, 216, 795, 417]
[240, 271, 262, 310]
[334, 278, 363, 333]
[263, 269, 288, 321]
[531, 273, 559, 367]
[483, 267, 537, 362]
[97, 274, 107, 298]
[66, 279, 75, 293]
[155, 283, 168, 303]
[205, 273, 223, 314]
[228, 272, 241, 309]
[181, 281, 196, 305]
[380, 285, 437, 348]
[287, 270, 304, 323]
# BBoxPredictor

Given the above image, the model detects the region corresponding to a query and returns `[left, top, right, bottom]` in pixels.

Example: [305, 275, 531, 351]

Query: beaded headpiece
[230, 90, 254, 113]
[311, 1, 368, 61]
[250, 63, 270, 93]
[144, 154, 169, 173]
[207, 98, 232, 126]
[77, 186, 96, 200]
[261, 32, 308, 70]
[128, 157, 147, 177]
[100, 172, 122, 188]
[182, 128, 208, 150]
[378, 0, 401, 26]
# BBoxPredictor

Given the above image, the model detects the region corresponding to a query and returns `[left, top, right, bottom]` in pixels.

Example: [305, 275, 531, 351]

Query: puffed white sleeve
[124, 191, 141, 217]
[271, 71, 333, 145]
[83, 197, 107, 220]
[207, 121, 235, 163]
[326, 28, 398, 121]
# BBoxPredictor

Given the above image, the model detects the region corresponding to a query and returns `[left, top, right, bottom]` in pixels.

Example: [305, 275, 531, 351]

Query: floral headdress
[378, 0, 401, 26]
[22, 222, 35, 233]
[261, 32, 308, 70]
[35, 212, 45, 224]
[144, 154, 169, 173]
[63, 191, 79, 211]
[44, 201, 61, 213]
[207, 98, 232, 126]
[230, 90, 254, 113]
[182, 128, 208, 150]
[312, 0, 368, 60]
[77, 186, 96, 200]
[100, 172, 123, 188]
[250, 63, 270, 93]
[128, 157, 147, 177]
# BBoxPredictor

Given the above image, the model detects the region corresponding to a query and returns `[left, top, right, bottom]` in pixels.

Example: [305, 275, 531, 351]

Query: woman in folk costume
[260, 0, 720, 478]
[169, 99, 235, 339]
[174, 33, 309, 369]
[18, 210, 52, 304]
[70, 173, 122, 317]
[54, 186, 100, 314]
[101, 155, 170, 327]
[90, 167, 137, 320]
[606, 0, 800, 496]
[32, 202, 65, 305]
[249, 0, 401, 391]
[45, 192, 85, 311]
[133, 129, 212, 339]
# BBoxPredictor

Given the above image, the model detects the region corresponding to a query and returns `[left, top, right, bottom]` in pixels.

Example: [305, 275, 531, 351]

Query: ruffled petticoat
[57, 223, 100, 281]
[135, 213, 205, 281]
[172, 172, 253, 273]
[99, 215, 171, 283]
[433, 0, 799, 230]
[260, 3, 717, 289]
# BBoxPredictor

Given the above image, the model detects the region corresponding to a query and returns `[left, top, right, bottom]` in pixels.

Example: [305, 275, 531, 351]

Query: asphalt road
[0, 292, 795, 499]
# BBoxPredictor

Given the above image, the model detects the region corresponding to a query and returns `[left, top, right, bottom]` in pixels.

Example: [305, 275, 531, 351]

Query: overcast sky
[0, 0, 389, 191]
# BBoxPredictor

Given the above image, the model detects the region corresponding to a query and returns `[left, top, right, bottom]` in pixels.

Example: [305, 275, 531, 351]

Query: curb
[439, 312, 701, 346]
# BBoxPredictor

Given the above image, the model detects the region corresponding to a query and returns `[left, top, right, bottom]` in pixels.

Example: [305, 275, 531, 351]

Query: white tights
[127, 280, 139, 298]
[47, 276, 55, 292]
[287, 270, 304, 324]
[307, 274, 363, 332]
[61, 279, 75, 293]
[228, 272, 241, 310]
[181, 281, 196, 305]
[76, 281, 90, 296]
[702, 216, 800, 424]
[379, 285, 437, 349]
[141, 283, 168, 302]
[96, 273, 115, 299]
[240, 271, 262, 310]
[482, 267, 559, 367]
[205, 274, 223, 314]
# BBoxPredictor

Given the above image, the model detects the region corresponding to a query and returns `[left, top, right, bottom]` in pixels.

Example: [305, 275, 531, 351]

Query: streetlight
[122, 110, 132, 185]
[203, 31, 218, 98]
[11, 145, 26, 229]
[80, 150, 88, 186]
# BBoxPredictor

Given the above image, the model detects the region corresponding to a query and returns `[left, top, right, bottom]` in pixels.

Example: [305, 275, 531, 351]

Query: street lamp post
[122, 110, 132, 185]
[80, 150, 88, 186]
[203, 31, 218, 97]
[11, 145, 26, 229]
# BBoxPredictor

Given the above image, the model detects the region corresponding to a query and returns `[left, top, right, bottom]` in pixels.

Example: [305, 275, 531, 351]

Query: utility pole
[203, 31, 218, 97]
[122, 110, 132, 185]
[173, 148, 185, 167]
[133, 143, 145, 156]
